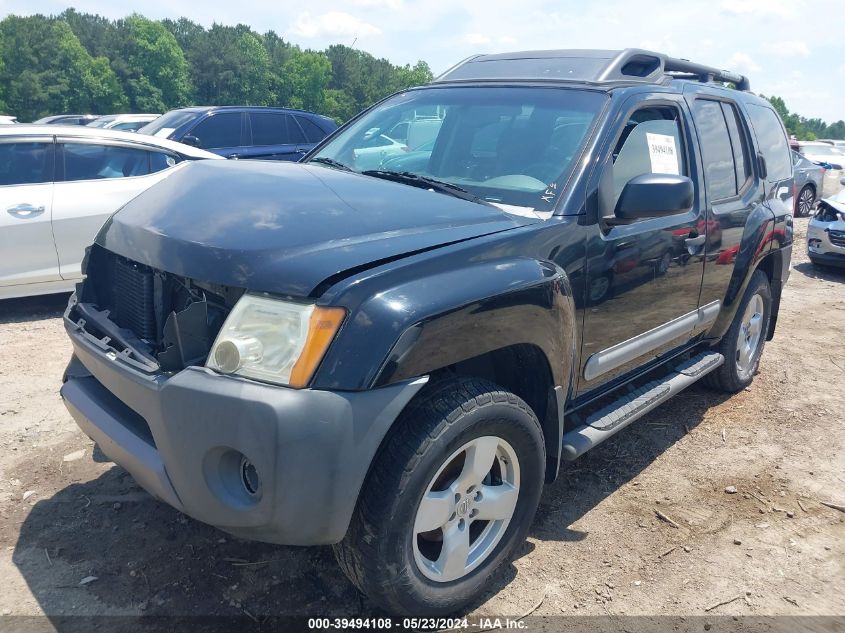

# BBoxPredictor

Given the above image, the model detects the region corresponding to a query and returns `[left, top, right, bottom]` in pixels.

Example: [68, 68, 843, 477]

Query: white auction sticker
[646, 132, 680, 175]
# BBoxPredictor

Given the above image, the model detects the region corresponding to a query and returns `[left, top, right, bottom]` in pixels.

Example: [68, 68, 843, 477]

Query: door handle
[7, 203, 45, 218]
[227, 153, 240, 160]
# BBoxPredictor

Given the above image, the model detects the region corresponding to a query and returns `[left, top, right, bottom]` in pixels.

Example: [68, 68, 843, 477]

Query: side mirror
[840, 177, 845, 186]
[181, 135, 200, 148]
[615, 173, 694, 220]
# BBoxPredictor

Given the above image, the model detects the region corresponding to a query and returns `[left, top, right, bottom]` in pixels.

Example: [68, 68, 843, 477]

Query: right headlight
[206, 294, 345, 388]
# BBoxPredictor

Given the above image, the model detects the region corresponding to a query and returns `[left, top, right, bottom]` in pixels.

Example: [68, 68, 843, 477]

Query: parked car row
[0, 125, 221, 300]
[1, 106, 338, 300]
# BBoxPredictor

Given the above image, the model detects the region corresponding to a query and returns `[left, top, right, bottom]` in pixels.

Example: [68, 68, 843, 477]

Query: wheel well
[434, 344, 554, 424]
[757, 251, 774, 285]
[430, 344, 560, 480]
[755, 251, 782, 340]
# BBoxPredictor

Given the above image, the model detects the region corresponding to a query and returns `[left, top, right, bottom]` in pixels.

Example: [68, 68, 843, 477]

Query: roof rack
[433, 48, 751, 91]
[662, 55, 750, 91]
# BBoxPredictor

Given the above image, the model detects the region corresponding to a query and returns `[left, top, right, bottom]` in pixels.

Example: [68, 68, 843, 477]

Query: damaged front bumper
[808, 200, 845, 268]
[61, 296, 427, 545]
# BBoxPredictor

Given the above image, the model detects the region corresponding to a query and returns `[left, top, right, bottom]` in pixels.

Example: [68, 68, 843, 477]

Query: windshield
[138, 110, 197, 137]
[309, 86, 606, 214]
[803, 145, 844, 157]
[88, 116, 117, 128]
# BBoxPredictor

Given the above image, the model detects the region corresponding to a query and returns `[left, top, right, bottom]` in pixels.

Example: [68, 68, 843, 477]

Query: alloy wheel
[798, 188, 814, 217]
[735, 293, 764, 378]
[412, 436, 520, 583]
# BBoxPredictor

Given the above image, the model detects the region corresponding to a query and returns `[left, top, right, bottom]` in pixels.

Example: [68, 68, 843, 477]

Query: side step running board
[561, 352, 724, 461]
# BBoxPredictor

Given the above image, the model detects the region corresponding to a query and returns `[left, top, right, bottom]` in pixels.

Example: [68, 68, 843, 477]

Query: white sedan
[0, 125, 221, 300]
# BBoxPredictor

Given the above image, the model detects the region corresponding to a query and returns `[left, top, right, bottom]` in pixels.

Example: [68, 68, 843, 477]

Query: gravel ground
[0, 217, 843, 623]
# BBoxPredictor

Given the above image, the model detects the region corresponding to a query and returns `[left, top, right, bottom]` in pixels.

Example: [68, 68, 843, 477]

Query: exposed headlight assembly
[206, 294, 345, 388]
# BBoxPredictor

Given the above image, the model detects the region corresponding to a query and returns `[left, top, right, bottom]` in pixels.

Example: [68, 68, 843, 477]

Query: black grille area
[110, 257, 157, 341]
[829, 230, 845, 248]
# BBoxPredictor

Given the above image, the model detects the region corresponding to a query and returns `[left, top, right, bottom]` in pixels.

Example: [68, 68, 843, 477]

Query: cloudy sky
[2, 0, 843, 123]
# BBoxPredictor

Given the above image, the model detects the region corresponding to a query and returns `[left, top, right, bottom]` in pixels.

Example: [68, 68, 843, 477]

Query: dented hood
[97, 160, 527, 296]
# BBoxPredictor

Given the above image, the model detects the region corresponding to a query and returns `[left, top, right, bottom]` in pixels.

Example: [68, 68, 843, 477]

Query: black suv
[138, 105, 337, 160]
[61, 49, 793, 615]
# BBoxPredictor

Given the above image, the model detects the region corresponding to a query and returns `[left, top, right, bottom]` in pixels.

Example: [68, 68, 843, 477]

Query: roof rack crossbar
[662, 55, 750, 91]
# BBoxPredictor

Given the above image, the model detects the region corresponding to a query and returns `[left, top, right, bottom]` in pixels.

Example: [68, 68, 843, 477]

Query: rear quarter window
[745, 104, 791, 182]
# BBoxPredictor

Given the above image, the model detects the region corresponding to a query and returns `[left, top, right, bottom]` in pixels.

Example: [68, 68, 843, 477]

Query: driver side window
[610, 106, 687, 210]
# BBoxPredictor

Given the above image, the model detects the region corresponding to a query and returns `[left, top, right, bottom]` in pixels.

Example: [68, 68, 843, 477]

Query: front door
[0, 137, 58, 288]
[578, 95, 707, 394]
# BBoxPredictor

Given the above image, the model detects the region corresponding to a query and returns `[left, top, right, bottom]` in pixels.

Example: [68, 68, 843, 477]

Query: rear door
[244, 112, 309, 161]
[578, 94, 706, 394]
[295, 114, 332, 154]
[685, 93, 765, 309]
[184, 112, 246, 158]
[0, 137, 59, 288]
[52, 139, 183, 280]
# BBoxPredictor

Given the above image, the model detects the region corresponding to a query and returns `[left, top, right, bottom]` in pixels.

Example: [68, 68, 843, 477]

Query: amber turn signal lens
[288, 306, 347, 388]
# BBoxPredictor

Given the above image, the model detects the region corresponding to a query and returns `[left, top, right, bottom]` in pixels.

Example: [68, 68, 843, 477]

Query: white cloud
[463, 32, 490, 45]
[763, 40, 810, 58]
[349, 0, 404, 9]
[498, 35, 517, 45]
[726, 52, 761, 73]
[719, 0, 795, 18]
[292, 11, 381, 38]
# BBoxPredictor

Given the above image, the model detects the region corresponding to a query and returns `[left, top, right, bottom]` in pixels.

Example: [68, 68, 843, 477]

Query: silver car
[808, 180, 845, 269]
[792, 150, 825, 216]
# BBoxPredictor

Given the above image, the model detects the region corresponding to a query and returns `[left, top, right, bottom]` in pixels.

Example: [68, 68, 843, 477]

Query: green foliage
[280, 51, 332, 112]
[117, 15, 192, 112]
[0, 15, 126, 120]
[764, 95, 844, 141]
[0, 10, 433, 122]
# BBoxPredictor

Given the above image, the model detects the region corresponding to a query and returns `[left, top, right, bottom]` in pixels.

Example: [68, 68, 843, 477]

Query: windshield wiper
[361, 170, 496, 208]
[309, 156, 352, 171]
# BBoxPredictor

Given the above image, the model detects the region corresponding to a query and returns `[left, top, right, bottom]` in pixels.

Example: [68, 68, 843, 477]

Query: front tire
[796, 185, 815, 217]
[704, 270, 772, 393]
[334, 376, 545, 616]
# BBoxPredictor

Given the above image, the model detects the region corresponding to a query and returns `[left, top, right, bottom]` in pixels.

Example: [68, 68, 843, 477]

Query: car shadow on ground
[792, 261, 845, 282]
[0, 293, 71, 325]
[11, 384, 730, 625]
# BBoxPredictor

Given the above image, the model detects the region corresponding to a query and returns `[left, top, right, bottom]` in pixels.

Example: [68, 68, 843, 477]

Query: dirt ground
[0, 217, 843, 625]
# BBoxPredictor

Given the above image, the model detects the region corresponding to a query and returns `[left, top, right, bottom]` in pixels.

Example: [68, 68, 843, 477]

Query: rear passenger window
[0, 142, 54, 185]
[250, 113, 306, 146]
[611, 106, 686, 206]
[190, 113, 242, 149]
[250, 113, 290, 146]
[285, 116, 306, 144]
[296, 116, 328, 143]
[691, 99, 737, 201]
[721, 102, 751, 191]
[745, 104, 791, 182]
[62, 144, 151, 181]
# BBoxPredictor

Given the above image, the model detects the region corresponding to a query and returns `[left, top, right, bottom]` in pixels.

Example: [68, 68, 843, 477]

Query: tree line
[0, 10, 432, 123]
[0, 9, 841, 140]
[763, 95, 845, 141]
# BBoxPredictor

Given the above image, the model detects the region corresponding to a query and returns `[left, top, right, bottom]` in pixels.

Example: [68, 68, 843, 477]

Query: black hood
[97, 160, 529, 296]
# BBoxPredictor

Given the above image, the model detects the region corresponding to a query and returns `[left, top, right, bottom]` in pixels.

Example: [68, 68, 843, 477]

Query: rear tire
[704, 270, 772, 393]
[333, 376, 545, 616]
